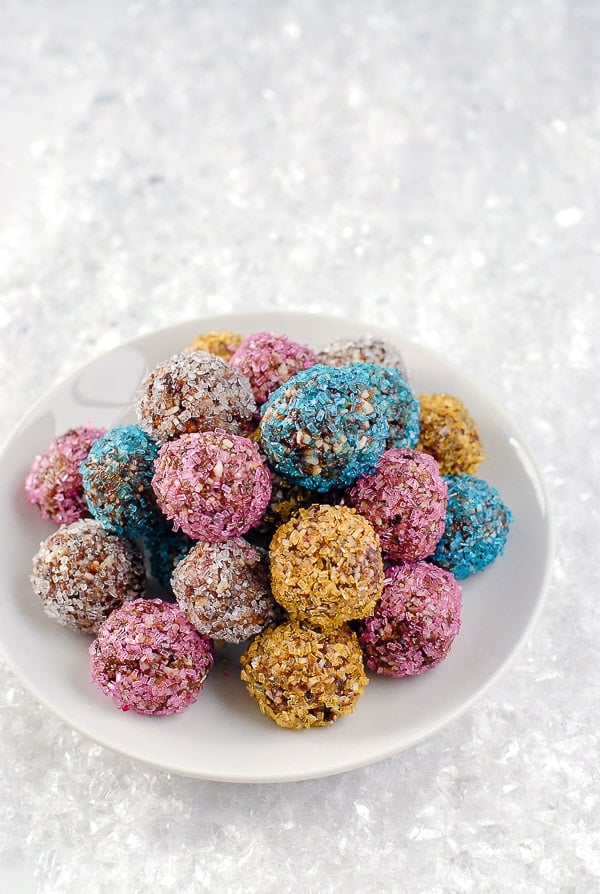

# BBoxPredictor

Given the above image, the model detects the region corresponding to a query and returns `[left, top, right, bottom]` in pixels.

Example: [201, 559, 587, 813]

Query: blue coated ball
[432, 473, 513, 579]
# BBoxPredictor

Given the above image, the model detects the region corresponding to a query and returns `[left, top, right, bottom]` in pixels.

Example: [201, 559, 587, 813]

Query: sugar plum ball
[230, 330, 317, 406]
[432, 474, 513, 579]
[31, 519, 145, 633]
[417, 393, 485, 475]
[184, 330, 243, 360]
[269, 504, 384, 629]
[172, 538, 281, 643]
[348, 448, 447, 561]
[316, 335, 410, 383]
[240, 622, 368, 729]
[89, 599, 214, 715]
[135, 351, 256, 443]
[152, 430, 272, 541]
[357, 561, 462, 677]
[25, 425, 106, 525]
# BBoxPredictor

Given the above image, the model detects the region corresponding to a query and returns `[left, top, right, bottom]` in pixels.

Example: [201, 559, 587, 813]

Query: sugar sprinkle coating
[240, 622, 368, 729]
[349, 448, 447, 561]
[80, 425, 159, 538]
[152, 430, 272, 541]
[269, 504, 384, 629]
[359, 363, 420, 450]
[316, 335, 410, 383]
[432, 473, 513, 579]
[230, 330, 317, 406]
[31, 519, 146, 633]
[357, 562, 462, 677]
[417, 393, 485, 475]
[135, 350, 256, 444]
[184, 329, 243, 361]
[25, 425, 106, 525]
[172, 538, 280, 643]
[89, 598, 214, 715]
[260, 364, 389, 492]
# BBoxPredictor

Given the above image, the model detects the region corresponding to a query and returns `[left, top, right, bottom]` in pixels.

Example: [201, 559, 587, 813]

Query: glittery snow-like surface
[1, 2, 600, 892]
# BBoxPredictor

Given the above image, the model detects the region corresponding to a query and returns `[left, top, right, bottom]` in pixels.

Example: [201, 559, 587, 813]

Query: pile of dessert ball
[26, 329, 512, 729]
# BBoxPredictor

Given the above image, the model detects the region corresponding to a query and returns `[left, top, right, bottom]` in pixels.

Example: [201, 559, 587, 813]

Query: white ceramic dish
[0, 311, 553, 783]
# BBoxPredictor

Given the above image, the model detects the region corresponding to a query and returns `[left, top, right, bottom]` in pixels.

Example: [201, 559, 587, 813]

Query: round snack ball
[89, 599, 214, 716]
[357, 562, 462, 677]
[358, 363, 420, 450]
[172, 538, 280, 643]
[80, 425, 159, 538]
[417, 393, 485, 475]
[184, 329, 243, 361]
[135, 350, 256, 444]
[316, 335, 410, 383]
[25, 425, 106, 525]
[230, 331, 317, 406]
[260, 364, 389, 492]
[432, 474, 513, 579]
[31, 519, 146, 633]
[152, 430, 272, 541]
[269, 504, 384, 629]
[240, 622, 368, 729]
[348, 448, 447, 562]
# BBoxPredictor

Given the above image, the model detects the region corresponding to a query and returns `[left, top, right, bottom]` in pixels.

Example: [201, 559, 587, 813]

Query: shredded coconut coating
[89, 598, 214, 716]
[432, 473, 513, 579]
[316, 335, 410, 383]
[230, 330, 317, 406]
[240, 622, 368, 729]
[80, 425, 160, 538]
[349, 448, 448, 561]
[135, 350, 256, 444]
[152, 430, 272, 541]
[269, 504, 384, 629]
[259, 364, 389, 492]
[416, 393, 485, 475]
[184, 329, 243, 361]
[172, 538, 281, 643]
[357, 562, 462, 677]
[25, 425, 106, 525]
[31, 519, 146, 634]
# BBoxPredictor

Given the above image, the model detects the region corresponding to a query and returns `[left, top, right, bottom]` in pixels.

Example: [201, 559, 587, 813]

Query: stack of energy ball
[26, 328, 512, 729]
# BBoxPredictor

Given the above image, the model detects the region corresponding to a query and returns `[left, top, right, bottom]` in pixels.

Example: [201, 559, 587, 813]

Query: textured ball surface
[349, 448, 448, 561]
[152, 430, 272, 541]
[253, 471, 321, 535]
[80, 425, 159, 538]
[25, 425, 106, 525]
[316, 335, 410, 383]
[89, 598, 214, 715]
[360, 363, 420, 450]
[172, 538, 280, 643]
[143, 518, 193, 591]
[269, 504, 384, 629]
[432, 474, 513, 579]
[357, 562, 462, 677]
[417, 393, 485, 475]
[184, 329, 243, 360]
[259, 364, 389, 492]
[240, 622, 368, 729]
[31, 519, 146, 633]
[135, 350, 256, 443]
[230, 330, 317, 405]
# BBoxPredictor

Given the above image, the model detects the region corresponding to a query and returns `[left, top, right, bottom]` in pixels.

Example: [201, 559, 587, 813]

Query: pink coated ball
[348, 448, 447, 561]
[230, 331, 317, 406]
[152, 429, 272, 541]
[357, 561, 462, 677]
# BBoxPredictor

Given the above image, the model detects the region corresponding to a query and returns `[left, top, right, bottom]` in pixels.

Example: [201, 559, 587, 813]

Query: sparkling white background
[1, 1, 599, 892]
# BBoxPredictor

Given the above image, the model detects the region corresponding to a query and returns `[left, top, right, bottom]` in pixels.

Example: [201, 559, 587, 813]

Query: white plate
[0, 311, 553, 783]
